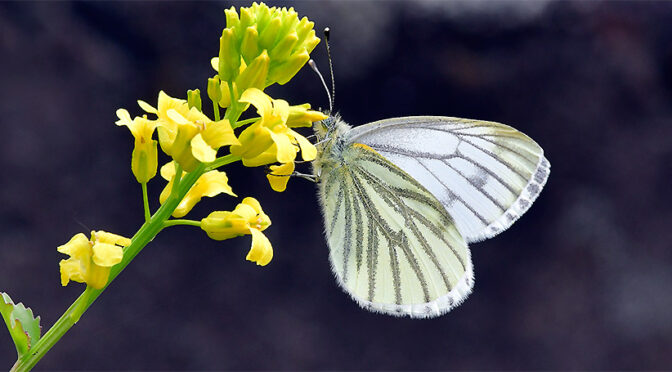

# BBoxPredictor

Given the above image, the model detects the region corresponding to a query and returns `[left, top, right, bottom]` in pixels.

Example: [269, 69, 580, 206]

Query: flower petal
[272, 98, 290, 124]
[241, 197, 262, 213]
[191, 133, 218, 163]
[115, 109, 133, 126]
[266, 162, 294, 192]
[246, 229, 273, 266]
[201, 120, 240, 148]
[167, 109, 190, 125]
[160, 161, 177, 181]
[59, 259, 85, 286]
[269, 131, 297, 164]
[197, 171, 237, 198]
[57, 233, 91, 258]
[93, 231, 132, 247]
[290, 130, 317, 161]
[211, 57, 220, 72]
[87, 265, 112, 290]
[137, 100, 157, 114]
[91, 243, 124, 267]
[172, 170, 236, 218]
[240, 145, 280, 167]
[231, 123, 274, 159]
[239, 88, 273, 118]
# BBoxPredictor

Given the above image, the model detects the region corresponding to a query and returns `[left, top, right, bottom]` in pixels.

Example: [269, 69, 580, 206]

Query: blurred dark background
[1, 1, 672, 370]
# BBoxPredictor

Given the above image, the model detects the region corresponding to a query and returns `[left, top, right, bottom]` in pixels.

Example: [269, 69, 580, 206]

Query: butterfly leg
[293, 172, 318, 183]
[264, 166, 319, 183]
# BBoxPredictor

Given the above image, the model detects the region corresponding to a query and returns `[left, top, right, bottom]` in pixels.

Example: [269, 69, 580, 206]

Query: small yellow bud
[241, 26, 260, 62]
[218, 28, 240, 82]
[235, 50, 270, 92]
[224, 7, 240, 30]
[187, 89, 202, 111]
[207, 77, 222, 104]
[268, 50, 310, 85]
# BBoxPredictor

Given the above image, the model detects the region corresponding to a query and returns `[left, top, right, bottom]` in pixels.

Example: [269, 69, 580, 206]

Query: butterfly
[311, 115, 549, 318]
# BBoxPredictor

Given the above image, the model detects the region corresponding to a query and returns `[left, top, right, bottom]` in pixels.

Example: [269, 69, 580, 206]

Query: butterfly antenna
[324, 27, 336, 112]
[308, 27, 336, 114]
[73, 217, 90, 232]
[308, 59, 332, 113]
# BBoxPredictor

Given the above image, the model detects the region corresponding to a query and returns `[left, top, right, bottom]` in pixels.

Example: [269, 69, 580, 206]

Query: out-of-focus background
[1, 1, 672, 370]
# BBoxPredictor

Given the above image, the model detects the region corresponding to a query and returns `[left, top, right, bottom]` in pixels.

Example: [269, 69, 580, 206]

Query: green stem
[224, 83, 238, 122]
[10, 164, 207, 372]
[207, 154, 241, 171]
[233, 116, 260, 129]
[212, 99, 221, 122]
[141, 182, 150, 222]
[163, 219, 201, 228]
[171, 163, 183, 196]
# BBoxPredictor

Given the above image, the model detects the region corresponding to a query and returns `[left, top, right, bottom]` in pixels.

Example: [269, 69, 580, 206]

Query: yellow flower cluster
[58, 231, 131, 289]
[218, 2, 320, 86]
[105, 2, 326, 277]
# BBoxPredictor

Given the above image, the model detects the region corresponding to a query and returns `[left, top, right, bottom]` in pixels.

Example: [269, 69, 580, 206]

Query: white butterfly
[311, 115, 549, 318]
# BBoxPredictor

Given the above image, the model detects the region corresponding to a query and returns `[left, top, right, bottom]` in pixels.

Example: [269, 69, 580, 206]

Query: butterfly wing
[318, 143, 473, 318]
[346, 116, 550, 243]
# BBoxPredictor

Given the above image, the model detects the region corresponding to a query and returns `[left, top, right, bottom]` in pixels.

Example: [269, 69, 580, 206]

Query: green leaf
[1, 292, 41, 357]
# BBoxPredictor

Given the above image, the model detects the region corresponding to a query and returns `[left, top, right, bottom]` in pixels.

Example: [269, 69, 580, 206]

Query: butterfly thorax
[312, 114, 352, 179]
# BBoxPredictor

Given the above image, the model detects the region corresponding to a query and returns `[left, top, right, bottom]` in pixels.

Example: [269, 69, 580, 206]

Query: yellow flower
[58, 231, 131, 290]
[266, 162, 294, 192]
[201, 197, 273, 266]
[230, 88, 324, 166]
[217, 2, 320, 86]
[115, 109, 158, 183]
[138, 91, 240, 172]
[159, 162, 237, 218]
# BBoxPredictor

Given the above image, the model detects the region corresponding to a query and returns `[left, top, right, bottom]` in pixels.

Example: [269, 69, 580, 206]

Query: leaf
[1, 292, 41, 357]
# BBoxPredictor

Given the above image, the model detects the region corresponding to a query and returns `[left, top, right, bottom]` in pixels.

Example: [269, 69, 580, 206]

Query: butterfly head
[313, 112, 351, 143]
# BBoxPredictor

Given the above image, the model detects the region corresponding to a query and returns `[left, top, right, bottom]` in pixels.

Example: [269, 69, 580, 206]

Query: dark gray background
[1, 1, 672, 370]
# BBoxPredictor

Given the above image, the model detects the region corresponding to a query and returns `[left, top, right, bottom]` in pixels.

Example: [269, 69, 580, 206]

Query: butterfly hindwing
[318, 143, 474, 318]
[346, 116, 550, 243]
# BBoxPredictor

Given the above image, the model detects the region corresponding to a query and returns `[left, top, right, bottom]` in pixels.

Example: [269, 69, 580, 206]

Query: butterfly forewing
[346, 116, 550, 243]
[319, 143, 474, 318]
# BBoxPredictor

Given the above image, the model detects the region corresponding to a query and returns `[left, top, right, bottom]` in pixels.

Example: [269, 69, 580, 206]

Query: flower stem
[233, 116, 260, 129]
[212, 100, 221, 122]
[141, 182, 150, 222]
[171, 164, 183, 196]
[207, 154, 241, 171]
[163, 219, 201, 228]
[10, 164, 207, 372]
[224, 83, 238, 122]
